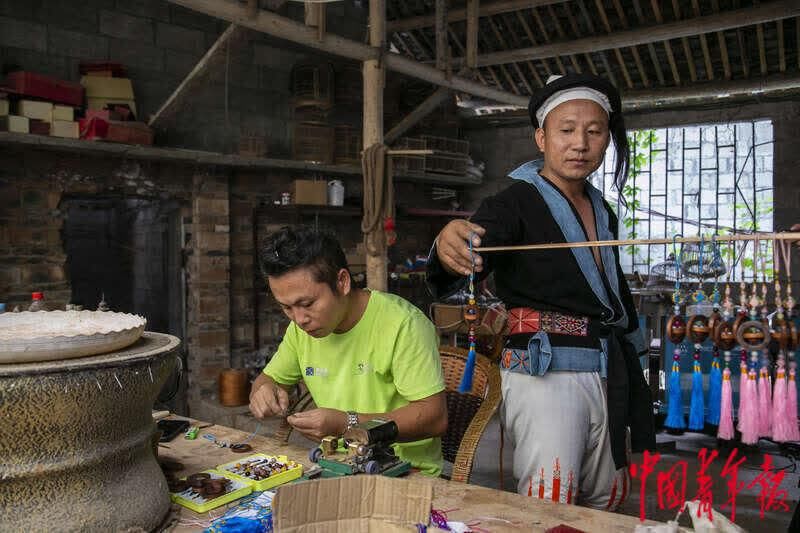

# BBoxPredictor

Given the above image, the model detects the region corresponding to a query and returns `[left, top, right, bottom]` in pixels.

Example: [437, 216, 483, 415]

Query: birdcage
[334, 124, 361, 165]
[681, 241, 727, 280]
[291, 62, 335, 110]
[646, 254, 681, 292]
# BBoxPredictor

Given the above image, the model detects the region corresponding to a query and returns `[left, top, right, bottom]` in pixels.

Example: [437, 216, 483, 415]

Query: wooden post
[304, 2, 325, 41]
[435, 0, 449, 71]
[364, 0, 387, 291]
[466, 0, 479, 69]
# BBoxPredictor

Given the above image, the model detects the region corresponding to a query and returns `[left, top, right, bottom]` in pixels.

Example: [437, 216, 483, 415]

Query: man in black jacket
[427, 74, 655, 509]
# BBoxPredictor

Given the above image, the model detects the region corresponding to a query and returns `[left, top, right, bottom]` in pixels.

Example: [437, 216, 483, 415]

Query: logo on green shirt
[305, 366, 328, 377]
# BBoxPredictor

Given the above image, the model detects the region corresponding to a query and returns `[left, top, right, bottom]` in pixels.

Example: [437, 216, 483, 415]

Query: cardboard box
[17, 100, 53, 122]
[51, 120, 79, 139]
[81, 76, 134, 100]
[0, 99, 8, 117]
[292, 180, 327, 206]
[0, 115, 29, 133]
[52, 105, 74, 122]
[273, 476, 432, 532]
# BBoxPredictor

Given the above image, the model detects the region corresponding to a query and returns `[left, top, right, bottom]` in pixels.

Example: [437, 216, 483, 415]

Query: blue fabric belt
[499, 331, 606, 376]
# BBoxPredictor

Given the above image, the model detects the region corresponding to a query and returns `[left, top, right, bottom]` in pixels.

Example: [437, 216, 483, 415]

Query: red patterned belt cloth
[504, 307, 590, 337]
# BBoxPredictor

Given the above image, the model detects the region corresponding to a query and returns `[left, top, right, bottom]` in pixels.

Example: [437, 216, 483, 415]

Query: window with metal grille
[590, 120, 774, 281]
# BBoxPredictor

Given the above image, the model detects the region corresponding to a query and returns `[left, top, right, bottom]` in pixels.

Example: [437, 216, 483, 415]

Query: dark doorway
[61, 197, 184, 338]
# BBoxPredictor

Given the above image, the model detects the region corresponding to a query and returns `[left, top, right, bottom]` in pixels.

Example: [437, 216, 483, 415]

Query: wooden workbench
[158, 420, 657, 532]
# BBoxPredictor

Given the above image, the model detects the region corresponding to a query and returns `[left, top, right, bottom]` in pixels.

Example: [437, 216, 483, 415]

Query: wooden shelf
[0, 132, 481, 186]
[401, 207, 475, 218]
[264, 204, 363, 217]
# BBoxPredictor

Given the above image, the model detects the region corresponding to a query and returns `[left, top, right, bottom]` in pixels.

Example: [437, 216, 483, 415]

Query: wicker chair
[439, 345, 502, 483]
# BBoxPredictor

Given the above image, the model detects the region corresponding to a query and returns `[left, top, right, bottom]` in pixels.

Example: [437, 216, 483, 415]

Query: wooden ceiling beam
[562, 3, 595, 75]
[710, 0, 732, 80]
[448, 26, 491, 86]
[435, 0, 449, 71]
[168, 0, 528, 106]
[613, 0, 648, 87]
[672, 0, 697, 83]
[777, 19, 786, 72]
[633, 0, 665, 85]
[755, 2, 768, 76]
[470, 1, 800, 70]
[650, 1, 680, 85]
[490, 16, 533, 94]
[466, 0, 479, 69]
[623, 73, 800, 110]
[543, 5, 569, 74]
[386, 0, 568, 33]
[690, 0, 714, 80]
[529, 8, 555, 77]
[596, 0, 633, 88]
[576, 0, 618, 87]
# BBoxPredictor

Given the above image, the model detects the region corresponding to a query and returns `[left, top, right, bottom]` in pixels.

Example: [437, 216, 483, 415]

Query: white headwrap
[534, 75, 612, 127]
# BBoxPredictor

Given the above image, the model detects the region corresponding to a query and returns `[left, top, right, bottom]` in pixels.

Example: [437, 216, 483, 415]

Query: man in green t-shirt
[249, 226, 447, 476]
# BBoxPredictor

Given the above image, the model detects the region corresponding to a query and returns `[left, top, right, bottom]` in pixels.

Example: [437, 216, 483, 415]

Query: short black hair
[259, 226, 349, 293]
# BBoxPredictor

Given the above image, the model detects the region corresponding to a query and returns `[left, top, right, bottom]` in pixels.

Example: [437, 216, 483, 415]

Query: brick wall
[0, 0, 453, 423]
[0, 0, 372, 154]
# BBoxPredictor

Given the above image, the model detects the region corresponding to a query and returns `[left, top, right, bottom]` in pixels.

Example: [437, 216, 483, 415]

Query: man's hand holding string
[436, 220, 486, 276]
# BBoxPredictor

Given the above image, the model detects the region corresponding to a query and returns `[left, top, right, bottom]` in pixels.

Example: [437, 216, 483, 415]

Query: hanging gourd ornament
[667, 315, 686, 344]
[715, 322, 737, 351]
[687, 314, 710, 344]
[736, 320, 771, 352]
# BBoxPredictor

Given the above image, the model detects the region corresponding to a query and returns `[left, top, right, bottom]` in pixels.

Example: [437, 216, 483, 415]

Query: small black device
[157, 419, 190, 442]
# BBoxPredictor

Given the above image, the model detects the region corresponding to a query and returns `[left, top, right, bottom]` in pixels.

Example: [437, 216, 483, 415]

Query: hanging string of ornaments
[458, 231, 800, 444]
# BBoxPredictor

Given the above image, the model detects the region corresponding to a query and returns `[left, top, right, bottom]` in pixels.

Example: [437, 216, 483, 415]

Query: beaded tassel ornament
[717, 276, 736, 440]
[772, 240, 790, 441]
[779, 238, 800, 440]
[706, 238, 723, 426]
[665, 236, 687, 431]
[738, 242, 761, 445]
[458, 234, 479, 394]
[687, 240, 707, 432]
[757, 241, 773, 438]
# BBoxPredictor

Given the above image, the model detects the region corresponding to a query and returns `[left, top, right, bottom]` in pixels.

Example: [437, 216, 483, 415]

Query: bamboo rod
[474, 232, 800, 253]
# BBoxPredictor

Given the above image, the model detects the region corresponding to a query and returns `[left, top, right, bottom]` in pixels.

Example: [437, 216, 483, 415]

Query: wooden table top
[158, 419, 658, 532]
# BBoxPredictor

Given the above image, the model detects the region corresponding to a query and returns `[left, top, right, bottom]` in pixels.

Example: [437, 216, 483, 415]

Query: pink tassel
[758, 366, 773, 438]
[787, 369, 800, 441]
[772, 366, 789, 442]
[736, 361, 748, 432]
[739, 369, 760, 445]
[718, 367, 735, 440]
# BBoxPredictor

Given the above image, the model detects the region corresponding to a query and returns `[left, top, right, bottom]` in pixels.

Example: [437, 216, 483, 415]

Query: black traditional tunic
[427, 160, 656, 469]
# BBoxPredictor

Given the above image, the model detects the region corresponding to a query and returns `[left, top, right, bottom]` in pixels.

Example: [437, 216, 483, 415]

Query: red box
[29, 119, 50, 136]
[79, 62, 128, 78]
[4, 71, 84, 107]
[79, 117, 153, 145]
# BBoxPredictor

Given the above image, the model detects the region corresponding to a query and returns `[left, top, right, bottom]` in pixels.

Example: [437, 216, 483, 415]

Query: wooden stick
[475, 232, 800, 253]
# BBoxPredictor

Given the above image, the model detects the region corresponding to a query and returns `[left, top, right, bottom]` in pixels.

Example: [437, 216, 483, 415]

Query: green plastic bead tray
[215, 454, 303, 491]
[170, 470, 252, 514]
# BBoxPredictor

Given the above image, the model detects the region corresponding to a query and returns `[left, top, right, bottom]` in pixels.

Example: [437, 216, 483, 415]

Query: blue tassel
[689, 358, 705, 430]
[458, 344, 477, 393]
[706, 354, 722, 425]
[665, 358, 686, 430]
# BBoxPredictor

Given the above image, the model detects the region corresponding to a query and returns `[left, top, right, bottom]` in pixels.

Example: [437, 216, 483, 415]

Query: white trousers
[501, 370, 630, 510]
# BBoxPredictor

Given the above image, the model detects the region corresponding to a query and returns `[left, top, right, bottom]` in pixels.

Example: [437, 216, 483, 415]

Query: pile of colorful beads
[226, 457, 298, 481]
